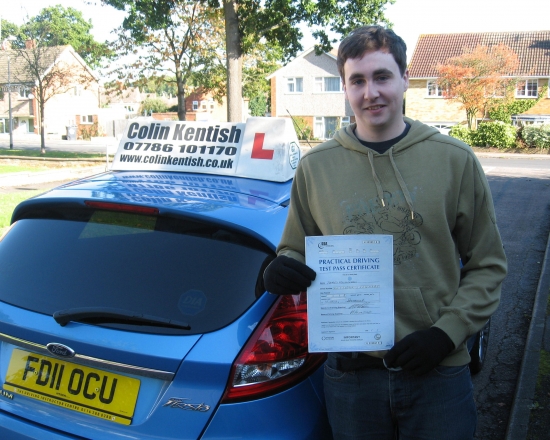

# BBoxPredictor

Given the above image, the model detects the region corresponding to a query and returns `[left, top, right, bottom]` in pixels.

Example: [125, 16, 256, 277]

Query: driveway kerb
[505, 229, 550, 439]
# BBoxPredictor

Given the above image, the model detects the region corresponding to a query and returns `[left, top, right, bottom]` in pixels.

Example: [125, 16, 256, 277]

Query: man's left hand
[383, 327, 455, 376]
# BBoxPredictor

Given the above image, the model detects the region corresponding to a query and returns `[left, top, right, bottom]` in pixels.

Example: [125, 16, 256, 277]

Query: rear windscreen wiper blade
[53, 307, 191, 330]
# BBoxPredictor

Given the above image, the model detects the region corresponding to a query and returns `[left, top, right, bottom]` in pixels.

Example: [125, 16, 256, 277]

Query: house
[406, 31, 550, 129]
[268, 46, 353, 140]
[100, 86, 143, 119]
[0, 43, 100, 139]
[181, 88, 229, 122]
[101, 85, 229, 122]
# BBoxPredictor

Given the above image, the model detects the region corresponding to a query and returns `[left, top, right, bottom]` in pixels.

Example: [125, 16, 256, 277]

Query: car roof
[12, 170, 293, 250]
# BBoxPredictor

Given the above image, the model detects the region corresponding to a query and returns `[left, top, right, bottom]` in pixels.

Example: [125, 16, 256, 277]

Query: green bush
[473, 121, 517, 149]
[249, 94, 267, 117]
[521, 124, 550, 149]
[488, 85, 548, 123]
[292, 117, 314, 140]
[139, 97, 168, 115]
[449, 125, 472, 144]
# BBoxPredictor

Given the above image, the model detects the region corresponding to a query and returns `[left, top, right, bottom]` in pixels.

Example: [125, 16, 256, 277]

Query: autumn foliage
[437, 44, 519, 129]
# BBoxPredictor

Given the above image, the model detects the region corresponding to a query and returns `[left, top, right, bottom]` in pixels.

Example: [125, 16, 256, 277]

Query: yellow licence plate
[4, 348, 140, 425]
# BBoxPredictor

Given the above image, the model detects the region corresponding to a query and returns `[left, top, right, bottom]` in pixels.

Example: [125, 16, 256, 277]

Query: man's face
[343, 50, 409, 142]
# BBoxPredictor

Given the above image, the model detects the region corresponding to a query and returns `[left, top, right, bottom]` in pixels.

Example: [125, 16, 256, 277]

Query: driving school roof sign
[112, 117, 301, 182]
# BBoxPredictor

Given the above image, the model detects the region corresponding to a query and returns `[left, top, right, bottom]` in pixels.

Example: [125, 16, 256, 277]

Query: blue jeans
[324, 353, 477, 440]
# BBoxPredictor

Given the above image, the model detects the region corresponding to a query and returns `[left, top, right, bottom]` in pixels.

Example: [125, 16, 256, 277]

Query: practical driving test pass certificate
[305, 235, 394, 353]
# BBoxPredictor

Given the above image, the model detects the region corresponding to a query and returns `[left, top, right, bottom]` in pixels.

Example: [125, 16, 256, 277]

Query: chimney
[25, 40, 36, 50]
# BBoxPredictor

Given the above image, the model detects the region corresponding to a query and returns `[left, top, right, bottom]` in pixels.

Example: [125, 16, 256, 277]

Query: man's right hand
[263, 255, 316, 295]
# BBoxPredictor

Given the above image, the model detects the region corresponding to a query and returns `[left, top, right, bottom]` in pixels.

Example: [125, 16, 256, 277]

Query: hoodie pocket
[394, 288, 434, 341]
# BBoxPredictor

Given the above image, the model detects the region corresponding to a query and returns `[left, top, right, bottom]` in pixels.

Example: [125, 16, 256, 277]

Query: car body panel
[202, 371, 331, 439]
[12, 171, 292, 249]
[0, 277, 280, 439]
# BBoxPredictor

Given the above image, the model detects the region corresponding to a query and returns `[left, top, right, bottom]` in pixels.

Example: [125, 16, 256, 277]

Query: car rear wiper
[53, 307, 191, 330]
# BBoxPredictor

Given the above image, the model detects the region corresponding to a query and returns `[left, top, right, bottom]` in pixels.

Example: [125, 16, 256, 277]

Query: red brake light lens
[85, 201, 159, 215]
[222, 292, 326, 403]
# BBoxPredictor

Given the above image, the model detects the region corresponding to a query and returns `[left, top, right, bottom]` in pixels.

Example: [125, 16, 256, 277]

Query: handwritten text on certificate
[305, 235, 394, 353]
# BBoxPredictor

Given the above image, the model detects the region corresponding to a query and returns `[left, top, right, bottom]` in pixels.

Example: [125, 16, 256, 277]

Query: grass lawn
[0, 148, 105, 159]
[0, 190, 44, 236]
[0, 164, 52, 174]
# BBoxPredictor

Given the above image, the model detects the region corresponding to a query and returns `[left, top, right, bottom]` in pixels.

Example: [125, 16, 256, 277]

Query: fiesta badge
[46, 343, 76, 359]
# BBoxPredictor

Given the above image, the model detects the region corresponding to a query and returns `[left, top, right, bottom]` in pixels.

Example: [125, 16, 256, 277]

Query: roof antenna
[286, 109, 313, 149]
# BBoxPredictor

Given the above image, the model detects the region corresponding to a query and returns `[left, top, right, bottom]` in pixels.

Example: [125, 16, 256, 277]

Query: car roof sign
[112, 117, 302, 182]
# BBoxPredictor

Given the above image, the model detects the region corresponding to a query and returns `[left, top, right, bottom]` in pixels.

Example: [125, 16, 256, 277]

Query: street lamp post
[8, 54, 13, 149]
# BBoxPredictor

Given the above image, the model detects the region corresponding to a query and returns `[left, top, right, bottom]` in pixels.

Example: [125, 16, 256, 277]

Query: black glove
[263, 255, 316, 295]
[383, 327, 455, 376]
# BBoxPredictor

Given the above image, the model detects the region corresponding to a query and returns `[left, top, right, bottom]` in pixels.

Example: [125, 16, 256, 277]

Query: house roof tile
[408, 30, 550, 78]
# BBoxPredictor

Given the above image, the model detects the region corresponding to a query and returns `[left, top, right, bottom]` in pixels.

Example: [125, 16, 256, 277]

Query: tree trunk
[177, 90, 186, 121]
[39, 100, 46, 155]
[223, 0, 243, 123]
[175, 62, 187, 121]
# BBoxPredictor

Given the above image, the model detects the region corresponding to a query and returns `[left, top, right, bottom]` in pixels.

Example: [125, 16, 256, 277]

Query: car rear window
[0, 208, 273, 334]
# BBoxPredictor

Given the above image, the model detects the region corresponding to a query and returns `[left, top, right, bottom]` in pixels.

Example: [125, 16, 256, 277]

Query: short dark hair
[337, 26, 407, 80]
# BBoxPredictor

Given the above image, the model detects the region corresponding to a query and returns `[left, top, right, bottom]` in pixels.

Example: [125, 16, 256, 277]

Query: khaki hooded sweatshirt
[277, 118, 507, 366]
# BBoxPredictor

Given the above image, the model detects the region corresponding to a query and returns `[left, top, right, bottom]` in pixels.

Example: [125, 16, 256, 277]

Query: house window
[286, 77, 303, 93]
[314, 117, 339, 139]
[314, 77, 342, 92]
[73, 85, 83, 97]
[516, 79, 538, 97]
[427, 80, 444, 97]
[80, 115, 93, 124]
[192, 101, 199, 111]
[16, 86, 32, 99]
[340, 116, 350, 128]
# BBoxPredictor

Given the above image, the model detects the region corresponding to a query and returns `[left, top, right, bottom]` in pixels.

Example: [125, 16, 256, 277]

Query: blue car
[0, 118, 488, 439]
[0, 119, 331, 439]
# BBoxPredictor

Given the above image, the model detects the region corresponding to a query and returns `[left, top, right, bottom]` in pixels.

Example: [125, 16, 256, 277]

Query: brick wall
[75, 114, 98, 139]
[405, 80, 465, 123]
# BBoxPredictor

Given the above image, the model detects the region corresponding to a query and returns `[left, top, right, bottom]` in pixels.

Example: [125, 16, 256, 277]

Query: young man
[264, 26, 507, 439]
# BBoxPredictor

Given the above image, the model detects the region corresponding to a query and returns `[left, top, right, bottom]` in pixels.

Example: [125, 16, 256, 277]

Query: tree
[189, 39, 282, 116]
[20, 5, 112, 69]
[242, 42, 282, 116]
[102, 0, 392, 122]
[139, 97, 168, 115]
[107, 1, 225, 121]
[0, 19, 20, 42]
[11, 28, 95, 154]
[436, 44, 519, 129]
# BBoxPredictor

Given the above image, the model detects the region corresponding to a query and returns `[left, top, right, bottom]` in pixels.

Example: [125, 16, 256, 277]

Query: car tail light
[85, 200, 159, 215]
[222, 292, 326, 403]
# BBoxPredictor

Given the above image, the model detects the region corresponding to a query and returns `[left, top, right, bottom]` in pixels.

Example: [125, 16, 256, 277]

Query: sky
[1, 0, 549, 61]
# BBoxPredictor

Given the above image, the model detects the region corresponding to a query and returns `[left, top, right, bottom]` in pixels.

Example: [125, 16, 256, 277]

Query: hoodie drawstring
[367, 149, 416, 220]
[367, 150, 386, 208]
